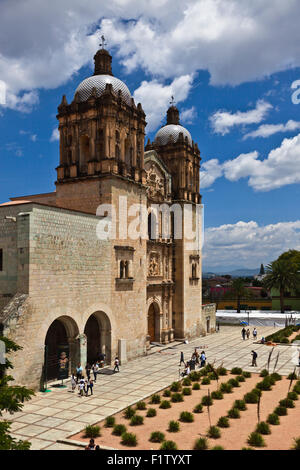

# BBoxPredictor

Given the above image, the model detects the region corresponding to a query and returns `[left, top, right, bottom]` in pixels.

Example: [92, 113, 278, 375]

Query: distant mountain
[203, 268, 259, 278]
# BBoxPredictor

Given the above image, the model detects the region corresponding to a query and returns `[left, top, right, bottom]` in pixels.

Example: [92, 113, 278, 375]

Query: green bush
[236, 375, 246, 383]
[84, 425, 101, 438]
[256, 379, 272, 391]
[183, 387, 192, 396]
[270, 372, 282, 381]
[194, 437, 209, 450]
[202, 395, 213, 406]
[208, 372, 219, 381]
[279, 398, 295, 408]
[180, 411, 194, 422]
[189, 371, 201, 381]
[217, 367, 227, 376]
[112, 424, 127, 436]
[182, 377, 191, 386]
[163, 389, 171, 397]
[256, 422, 271, 435]
[287, 391, 298, 401]
[170, 381, 181, 392]
[220, 382, 233, 394]
[105, 416, 115, 428]
[201, 377, 211, 385]
[130, 415, 144, 426]
[193, 403, 203, 413]
[150, 431, 165, 443]
[242, 371, 252, 378]
[247, 432, 266, 448]
[227, 408, 240, 419]
[160, 440, 177, 450]
[159, 400, 171, 409]
[211, 390, 223, 400]
[233, 399, 247, 411]
[267, 413, 280, 425]
[292, 437, 300, 450]
[124, 406, 136, 419]
[150, 394, 161, 404]
[146, 408, 157, 418]
[207, 426, 221, 439]
[252, 388, 262, 397]
[171, 392, 184, 403]
[136, 401, 146, 410]
[211, 446, 224, 450]
[231, 367, 243, 375]
[168, 420, 180, 433]
[121, 432, 137, 447]
[217, 416, 230, 428]
[293, 383, 300, 394]
[274, 406, 287, 416]
[259, 369, 269, 377]
[228, 378, 240, 388]
[192, 382, 200, 390]
[288, 372, 298, 380]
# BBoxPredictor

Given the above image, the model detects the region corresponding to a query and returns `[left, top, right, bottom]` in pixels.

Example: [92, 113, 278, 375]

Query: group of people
[241, 326, 258, 340]
[179, 348, 207, 376]
[71, 355, 120, 396]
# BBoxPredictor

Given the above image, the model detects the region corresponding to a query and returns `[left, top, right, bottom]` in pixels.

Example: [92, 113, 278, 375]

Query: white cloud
[201, 133, 300, 191]
[243, 120, 300, 139]
[210, 100, 272, 135]
[133, 75, 194, 132]
[181, 106, 197, 124]
[50, 128, 59, 142]
[204, 220, 300, 269]
[1, 1, 300, 114]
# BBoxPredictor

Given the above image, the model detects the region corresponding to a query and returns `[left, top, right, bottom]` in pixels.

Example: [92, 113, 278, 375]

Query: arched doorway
[44, 316, 79, 381]
[148, 302, 160, 343]
[84, 312, 111, 365]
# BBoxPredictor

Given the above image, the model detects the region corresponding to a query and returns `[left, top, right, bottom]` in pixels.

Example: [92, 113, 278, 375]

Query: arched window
[120, 260, 125, 278]
[79, 135, 90, 170]
[148, 212, 157, 240]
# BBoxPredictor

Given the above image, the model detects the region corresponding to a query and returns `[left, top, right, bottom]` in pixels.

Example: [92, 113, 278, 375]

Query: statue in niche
[148, 253, 160, 276]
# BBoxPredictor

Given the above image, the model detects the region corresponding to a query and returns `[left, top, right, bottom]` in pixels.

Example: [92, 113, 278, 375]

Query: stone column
[76, 333, 87, 369]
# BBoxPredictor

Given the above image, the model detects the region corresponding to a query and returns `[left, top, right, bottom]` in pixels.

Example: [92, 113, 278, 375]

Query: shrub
[260, 369, 269, 377]
[287, 391, 298, 401]
[211, 446, 224, 450]
[244, 392, 259, 404]
[183, 387, 192, 396]
[228, 378, 240, 388]
[270, 372, 282, 381]
[288, 372, 298, 380]
[252, 388, 262, 397]
[124, 406, 136, 419]
[217, 416, 230, 428]
[146, 408, 157, 418]
[202, 395, 213, 406]
[112, 424, 126, 436]
[208, 372, 219, 381]
[247, 432, 266, 448]
[292, 437, 300, 450]
[150, 394, 161, 404]
[121, 432, 137, 447]
[180, 411, 194, 422]
[207, 426, 221, 439]
[84, 425, 100, 438]
[150, 431, 165, 443]
[220, 382, 233, 394]
[227, 408, 240, 419]
[211, 390, 223, 400]
[194, 437, 209, 450]
[242, 371, 252, 378]
[256, 421, 271, 435]
[233, 399, 247, 411]
[189, 371, 201, 381]
[267, 413, 280, 425]
[241, 447, 254, 450]
[159, 400, 171, 409]
[160, 440, 177, 450]
[171, 392, 184, 403]
[280, 337, 289, 344]
[105, 416, 115, 428]
[201, 377, 211, 385]
[279, 398, 295, 408]
[163, 389, 171, 397]
[274, 406, 287, 416]
[168, 420, 180, 432]
[130, 415, 144, 426]
[293, 383, 300, 394]
[256, 379, 272, 391]
[193, 403, 203, 413]
[231, 367, 243, 375]
[192, 382, 200, 390]
[182, 377, 191, 386]
[237, 375, 246, 383]
[170, 381, 181, 392]
[217, 367, 227, 376]
[136, 401, 146, 410]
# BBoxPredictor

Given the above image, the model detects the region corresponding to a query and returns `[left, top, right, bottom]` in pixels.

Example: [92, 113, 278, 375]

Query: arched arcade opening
[84, 311, 112, 365]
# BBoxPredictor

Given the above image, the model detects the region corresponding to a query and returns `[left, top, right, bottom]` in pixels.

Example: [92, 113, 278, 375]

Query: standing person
[70, 374, 76, 393]
[85, 363, 91, 381]
[251, 350, 258, 367]
[241, 327, 246, 340]
[194, 349, 200, 364]
[200, 351, 206, 368]
[179, 351, 185, 366]
[78, 378, 85, 397]
[86, 378, 94, 396]
[113, 356, 120, 373]
[253, 327, 258, 340]
[76, 364, 83, 383]
[246, 328, 250, 340]
[92, 362, 99, 382]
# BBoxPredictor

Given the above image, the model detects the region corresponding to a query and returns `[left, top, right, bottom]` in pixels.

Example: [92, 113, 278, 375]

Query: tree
[259, 264, 265, 275]
[227, 278, 249, 313]
[0, 336, 34, 450]
[263, 259, 300, 313]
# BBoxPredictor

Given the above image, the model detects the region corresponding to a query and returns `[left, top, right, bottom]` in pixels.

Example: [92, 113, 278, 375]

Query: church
[0, 43, 216, 389]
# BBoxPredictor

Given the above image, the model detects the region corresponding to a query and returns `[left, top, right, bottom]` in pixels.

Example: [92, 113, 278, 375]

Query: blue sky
[0, 1, 300, 272]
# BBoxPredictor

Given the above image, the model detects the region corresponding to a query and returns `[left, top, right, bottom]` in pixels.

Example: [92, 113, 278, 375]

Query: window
[0, 249, 3, 271]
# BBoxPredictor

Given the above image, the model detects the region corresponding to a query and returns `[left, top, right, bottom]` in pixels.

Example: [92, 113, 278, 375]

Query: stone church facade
[0, 46, 215, 390]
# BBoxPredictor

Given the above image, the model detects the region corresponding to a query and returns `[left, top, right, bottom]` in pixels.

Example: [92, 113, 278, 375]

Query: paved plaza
[2, 325, 299, 450]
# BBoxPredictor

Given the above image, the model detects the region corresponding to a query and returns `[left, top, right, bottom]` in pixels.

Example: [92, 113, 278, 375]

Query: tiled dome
[75, 75, 132, 105]
[154, 124, 192, 146]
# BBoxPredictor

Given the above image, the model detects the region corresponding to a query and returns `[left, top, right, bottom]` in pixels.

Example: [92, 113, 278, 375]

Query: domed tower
[146, 103, 201, 203]
[55, 43, 147, 213]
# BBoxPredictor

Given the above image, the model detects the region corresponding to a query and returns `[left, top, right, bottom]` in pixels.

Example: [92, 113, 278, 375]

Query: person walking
[241, 327, 246, 340]
[253, 327, 258, 340]
[251, 350, 258, 367]
[179, 351, 185, 366]
[78, 378, 85, 396]
[76, 364, 83, 383]
[113, 356, 120, 373]
[246, 328, 250, 339]
[70, 374, 76, 393]
[92, 362, 99, 382]
[200, 351, 206, 368]
[85, 363, 91, 381]
[86, 378, 94, 396]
